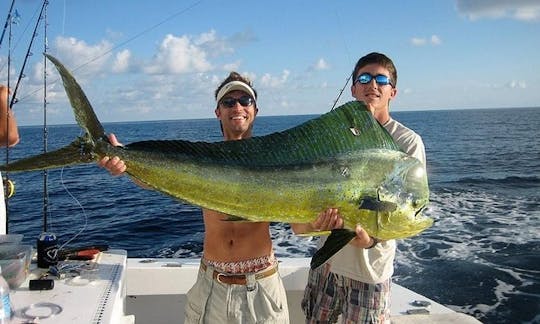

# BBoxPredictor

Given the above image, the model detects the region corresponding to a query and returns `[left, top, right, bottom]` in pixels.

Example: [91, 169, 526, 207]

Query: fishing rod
[0, 0, 16, 50]
[9, 0, 48, 111]
[42, 1, 50, 232]
[330, 74, 352, 110]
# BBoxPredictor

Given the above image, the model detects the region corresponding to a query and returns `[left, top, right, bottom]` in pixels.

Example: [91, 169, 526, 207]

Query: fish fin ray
[45, 54, 106, 143]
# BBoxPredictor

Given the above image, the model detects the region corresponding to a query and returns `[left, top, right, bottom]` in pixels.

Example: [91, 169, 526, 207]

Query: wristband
[367, 237, 379, 249]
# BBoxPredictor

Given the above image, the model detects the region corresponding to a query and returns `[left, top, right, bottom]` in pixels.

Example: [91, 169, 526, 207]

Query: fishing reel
[2, 177, 15, 198]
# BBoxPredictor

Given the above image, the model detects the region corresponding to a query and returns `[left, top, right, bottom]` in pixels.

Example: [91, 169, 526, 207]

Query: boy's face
[351, 63, 397, 114]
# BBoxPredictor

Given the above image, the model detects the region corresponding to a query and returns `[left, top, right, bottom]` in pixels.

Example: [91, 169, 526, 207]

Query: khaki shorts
[184, 262, 289, 324]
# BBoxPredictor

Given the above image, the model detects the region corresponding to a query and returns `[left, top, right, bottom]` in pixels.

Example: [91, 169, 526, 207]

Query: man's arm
[0, 85, 20, 147]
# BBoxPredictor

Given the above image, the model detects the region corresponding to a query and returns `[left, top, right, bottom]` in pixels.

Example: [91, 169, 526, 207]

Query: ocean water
[4, 107, 539, 324]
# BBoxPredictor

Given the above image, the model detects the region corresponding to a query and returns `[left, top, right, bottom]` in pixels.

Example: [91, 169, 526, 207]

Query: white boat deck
[126, 257, 482, 324]
[8, 251, 481, 323]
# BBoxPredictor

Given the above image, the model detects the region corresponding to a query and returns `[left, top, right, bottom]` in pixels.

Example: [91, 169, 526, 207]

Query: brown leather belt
[200, 262, 278, 285]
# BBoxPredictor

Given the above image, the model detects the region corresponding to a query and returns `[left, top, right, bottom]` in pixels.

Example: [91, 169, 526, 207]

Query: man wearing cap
[98, 72, 290, 323]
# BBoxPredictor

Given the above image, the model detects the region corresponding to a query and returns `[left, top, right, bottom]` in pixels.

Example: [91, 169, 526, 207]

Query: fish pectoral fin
[296, 230, 332, 237]
[310, 229, 357, 270]
[358, 197, 397, 212]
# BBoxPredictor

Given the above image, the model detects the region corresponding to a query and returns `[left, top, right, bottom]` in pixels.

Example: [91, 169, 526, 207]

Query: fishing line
[53, 165, 89, 252]
[330, 8, 353, 111]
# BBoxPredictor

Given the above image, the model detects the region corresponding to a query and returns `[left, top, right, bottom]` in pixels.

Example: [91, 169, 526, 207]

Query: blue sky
[1, 0, 539, 126]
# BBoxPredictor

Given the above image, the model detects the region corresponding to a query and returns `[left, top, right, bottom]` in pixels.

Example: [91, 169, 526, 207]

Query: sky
[1, 0, 539, 126]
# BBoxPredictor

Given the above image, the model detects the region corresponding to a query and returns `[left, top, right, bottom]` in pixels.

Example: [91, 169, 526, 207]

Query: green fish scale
[123, 101, 402, 168]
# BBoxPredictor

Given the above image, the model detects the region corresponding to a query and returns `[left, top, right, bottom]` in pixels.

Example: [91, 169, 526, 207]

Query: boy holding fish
[293, 52, 427, 324]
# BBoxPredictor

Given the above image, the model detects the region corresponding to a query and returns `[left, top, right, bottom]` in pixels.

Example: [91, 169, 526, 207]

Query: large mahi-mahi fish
[1, 55, 432, 269]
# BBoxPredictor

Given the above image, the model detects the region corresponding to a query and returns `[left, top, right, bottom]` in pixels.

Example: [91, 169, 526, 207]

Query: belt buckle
[216, 273, 226, 284]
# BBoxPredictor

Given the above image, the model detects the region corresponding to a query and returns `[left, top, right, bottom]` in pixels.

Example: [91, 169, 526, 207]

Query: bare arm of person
[0, 85, 20, 147]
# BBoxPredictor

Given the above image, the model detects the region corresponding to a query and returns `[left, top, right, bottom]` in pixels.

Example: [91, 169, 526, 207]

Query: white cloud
[194, 30, 234, 57]
[507, 80, 527, 88]
[54, 36, 113, 75]
[312, 58, 329, 71]
[144, 34, 212, 74]
[456, 0, 540, 21]
[411, 35, 442, 46]
[112, 49, 131, 73]
[222, 61, 242, 72]
[260, 70, 290, 88]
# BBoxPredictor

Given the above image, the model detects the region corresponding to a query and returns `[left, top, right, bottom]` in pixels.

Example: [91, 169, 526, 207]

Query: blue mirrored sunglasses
[356, 73, 393, 86]
[220, 96, 254, 108]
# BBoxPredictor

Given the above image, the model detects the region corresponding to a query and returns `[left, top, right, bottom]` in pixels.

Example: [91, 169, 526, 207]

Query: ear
[390, 87, 398, 100]
[215, 107, 221, 118]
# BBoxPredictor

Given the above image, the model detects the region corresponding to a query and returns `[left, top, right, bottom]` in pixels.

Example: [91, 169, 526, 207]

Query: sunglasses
[220, 96, 254, 108]
[356, 73, 393, 86]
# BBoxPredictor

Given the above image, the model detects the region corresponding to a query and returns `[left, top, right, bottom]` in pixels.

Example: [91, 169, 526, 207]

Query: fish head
[355, 154, 432, 240]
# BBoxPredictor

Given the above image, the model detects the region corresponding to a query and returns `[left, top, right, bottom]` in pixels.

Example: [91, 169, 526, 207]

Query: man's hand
[290, 208, 343, 234]
[97, 134, 126, 176]
[311, 208, 343, 231]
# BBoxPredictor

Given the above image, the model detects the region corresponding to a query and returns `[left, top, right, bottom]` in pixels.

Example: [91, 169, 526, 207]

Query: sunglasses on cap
[356, 73, 393, 86]
[219, 96, 254, 108]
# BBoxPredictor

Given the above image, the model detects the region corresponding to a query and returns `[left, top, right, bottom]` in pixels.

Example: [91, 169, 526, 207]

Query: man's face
[351, 63, 397, 114]
[215, 90, 258, 140]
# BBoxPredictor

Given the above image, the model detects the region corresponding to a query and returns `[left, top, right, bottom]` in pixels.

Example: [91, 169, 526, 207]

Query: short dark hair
[352, 52, 397, 87]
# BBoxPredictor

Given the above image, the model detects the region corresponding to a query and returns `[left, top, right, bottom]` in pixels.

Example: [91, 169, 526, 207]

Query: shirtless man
[99, 72, 290, 323]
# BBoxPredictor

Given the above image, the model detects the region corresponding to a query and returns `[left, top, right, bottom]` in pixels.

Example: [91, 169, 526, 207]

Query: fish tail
[310, 229, 357, 270]
[0, 54, 106, 172]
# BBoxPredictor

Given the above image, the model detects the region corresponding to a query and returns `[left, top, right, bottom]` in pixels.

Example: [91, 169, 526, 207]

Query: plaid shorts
[301, 264, 391, 324]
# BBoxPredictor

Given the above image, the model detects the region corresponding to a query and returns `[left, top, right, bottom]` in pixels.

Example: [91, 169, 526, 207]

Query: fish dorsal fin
[46, 54, 106, 143]
[126, 101, 400, 166]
